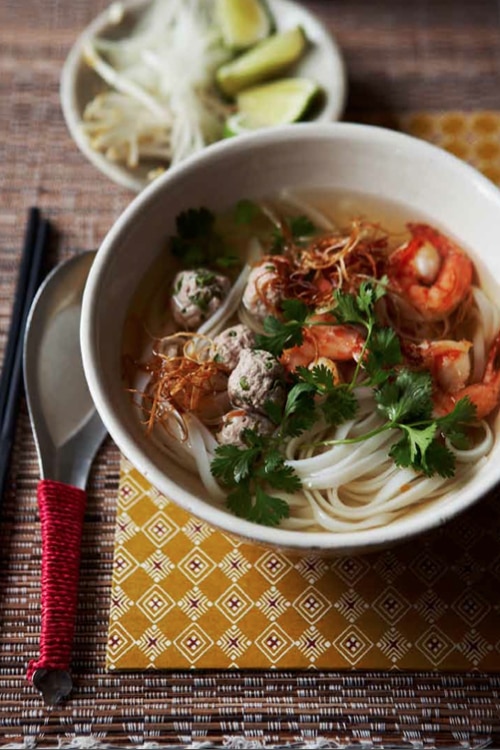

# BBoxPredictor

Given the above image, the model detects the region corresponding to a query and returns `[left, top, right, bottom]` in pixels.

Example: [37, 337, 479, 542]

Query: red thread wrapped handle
[27, 479, 86, 684]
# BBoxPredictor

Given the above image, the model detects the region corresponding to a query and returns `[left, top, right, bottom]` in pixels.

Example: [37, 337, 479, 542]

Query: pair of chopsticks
[0, 208, 50, 502]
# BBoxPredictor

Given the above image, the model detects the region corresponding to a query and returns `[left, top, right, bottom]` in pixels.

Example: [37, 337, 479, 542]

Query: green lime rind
[216, 26, 308, 98]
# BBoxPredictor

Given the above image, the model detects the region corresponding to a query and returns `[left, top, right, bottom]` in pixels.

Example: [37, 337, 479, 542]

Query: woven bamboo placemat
[2, 0, 500, 745]
[2, 112, 500, 750]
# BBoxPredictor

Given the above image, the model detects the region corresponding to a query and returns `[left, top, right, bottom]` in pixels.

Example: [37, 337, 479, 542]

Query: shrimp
[280, 314, 365, 373]
[387, 223, 473, 321]
[434, 332, 500, 419]
[408, 339, 472, 393]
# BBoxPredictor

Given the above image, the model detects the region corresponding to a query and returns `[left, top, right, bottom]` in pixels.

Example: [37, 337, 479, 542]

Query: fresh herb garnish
[211, 376, 318, 526]
[296, 365, 359, 426]
[270, 214, 317, 253]
[211, 429, 298, 527]
[321, 367, 477, 479]
[332, 277, 401, 387]
[234, 199, 260, 225]
[170, 207, 238, 269]
[255, 299, 310, 356]
[211, 277, 479, 526]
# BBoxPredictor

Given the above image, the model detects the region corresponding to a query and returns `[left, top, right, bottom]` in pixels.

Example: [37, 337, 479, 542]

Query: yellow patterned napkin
[107, 113, 500, 673]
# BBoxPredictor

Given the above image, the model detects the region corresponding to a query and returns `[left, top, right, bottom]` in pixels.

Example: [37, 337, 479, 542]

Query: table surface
[2, 0, 500, 747]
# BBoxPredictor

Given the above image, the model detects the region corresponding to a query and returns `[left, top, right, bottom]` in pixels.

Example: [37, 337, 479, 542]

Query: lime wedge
[216, 26, 308, 98]
[233, 77, 321, 131]
[216, 0, 272, 51]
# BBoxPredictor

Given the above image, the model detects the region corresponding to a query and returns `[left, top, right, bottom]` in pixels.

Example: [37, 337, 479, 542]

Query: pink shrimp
[387, 223, 473, 321]
[413, 339, 472, 393]
[280, 314, 365, 373]
[434, 332, 500, 419]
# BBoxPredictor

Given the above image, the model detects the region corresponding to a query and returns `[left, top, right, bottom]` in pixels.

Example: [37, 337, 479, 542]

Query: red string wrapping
[26, 479, 87, 683]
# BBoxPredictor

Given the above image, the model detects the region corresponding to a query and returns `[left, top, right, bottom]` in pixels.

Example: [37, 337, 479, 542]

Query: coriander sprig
[319, 369, 477, 478]
[255, 299, 310, 356]
[332, 277, 402, 387]
[210, 376, 318, 527]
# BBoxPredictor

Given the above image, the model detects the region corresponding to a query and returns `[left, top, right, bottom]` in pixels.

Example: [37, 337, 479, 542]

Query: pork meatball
[242, 258, 288, 323]
[228, 349, 286, 414]
[217, 409, 275, 448]
[213, 324, 256, 370]
[171, 268, 230, 329]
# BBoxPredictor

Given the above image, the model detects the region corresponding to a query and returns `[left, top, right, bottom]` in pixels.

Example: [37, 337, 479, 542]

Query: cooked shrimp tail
[388, 223, 473, 321]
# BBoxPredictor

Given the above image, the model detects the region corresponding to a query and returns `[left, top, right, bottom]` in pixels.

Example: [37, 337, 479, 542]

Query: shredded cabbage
[82, 0, 233, 175]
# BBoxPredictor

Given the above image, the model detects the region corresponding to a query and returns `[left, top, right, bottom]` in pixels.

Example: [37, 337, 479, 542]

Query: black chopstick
[0, 209, 50, 503]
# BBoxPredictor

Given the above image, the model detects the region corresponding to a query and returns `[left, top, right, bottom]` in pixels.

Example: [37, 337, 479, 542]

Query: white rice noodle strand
[279, 188, 337, 231]
[197, 262, 252, 337]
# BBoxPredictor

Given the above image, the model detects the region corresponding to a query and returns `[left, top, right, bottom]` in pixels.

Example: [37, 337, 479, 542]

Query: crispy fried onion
[138, 332, 230, 434]
[258, 221, 389, 309]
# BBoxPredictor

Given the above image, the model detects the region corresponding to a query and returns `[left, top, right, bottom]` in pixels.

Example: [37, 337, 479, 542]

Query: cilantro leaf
[176, 207, 214, 238]
[211, 426, 300, 527]
[402, 423, 438, 464]
[269, 215, 316, 254]
[170, 206, 235, 269]
[364, 327, 403, 385]
[211, 441, 259, 486]
[281, 298, 309, 323]
[296, 364, 336, 393]
[376, 368, 433, 424]
[284, 381, 316, 418]
[259, 456, 302, 493]
[234, 199, 260, 225]
[290, 215, 316, 238]
[255, 300, 310, 356]
[357, 275, 387, 312]
[322, 387, 359, 426]
[390, 426, 456, 478]
[389, 434, 413, 470]
[282, 383, 317, 437]
[294, 366, 358, 427]
[332, 288, 365, 326]
[437, 396, 476, 449]
[420, 439, 456, 478]
[270, 227, 286, 255]
[264, 399, 284, 425]
[333, 278, 386, 327]
[255, 316, 304, 357]
[226, 484, 290, 527]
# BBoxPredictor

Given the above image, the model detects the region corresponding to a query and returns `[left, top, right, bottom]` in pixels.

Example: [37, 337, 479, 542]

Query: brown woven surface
[2, 0, 500, 746]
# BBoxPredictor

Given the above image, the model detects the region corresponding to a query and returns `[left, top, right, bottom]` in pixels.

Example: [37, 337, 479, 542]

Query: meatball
[171, 268, 230, 329]
[228, 348, 286, 414]
[213, 324, 256, 370]
[217, 409, 275, 448]
[242, 258, 288, 323]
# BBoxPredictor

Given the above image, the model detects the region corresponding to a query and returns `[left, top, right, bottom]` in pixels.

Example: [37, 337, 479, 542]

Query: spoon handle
[27, 479, 86, 705]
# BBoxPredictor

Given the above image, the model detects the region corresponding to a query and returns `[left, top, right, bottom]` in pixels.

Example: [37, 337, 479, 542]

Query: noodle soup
[122, 188, 500, 533]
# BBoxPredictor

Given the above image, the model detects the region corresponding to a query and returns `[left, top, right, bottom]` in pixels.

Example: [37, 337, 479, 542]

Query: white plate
[60, 0, 347, 192]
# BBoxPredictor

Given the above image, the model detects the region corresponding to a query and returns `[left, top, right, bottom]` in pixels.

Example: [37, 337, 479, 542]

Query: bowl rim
[60, 0, 348, 194]
[81, 121, 500, 551]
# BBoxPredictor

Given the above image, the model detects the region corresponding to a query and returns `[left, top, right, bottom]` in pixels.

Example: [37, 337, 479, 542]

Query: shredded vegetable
[82, 0, 233, 175]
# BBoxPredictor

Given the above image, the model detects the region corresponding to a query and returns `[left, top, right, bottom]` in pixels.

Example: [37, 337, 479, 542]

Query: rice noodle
[280, 188, 338, 231]
[197, 258, 254, 337]
[82, 0, 231, 172]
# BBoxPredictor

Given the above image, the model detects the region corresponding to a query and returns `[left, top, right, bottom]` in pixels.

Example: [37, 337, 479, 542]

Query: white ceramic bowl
[60, 0, 347, 192]
[81, 122, 500, 554]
